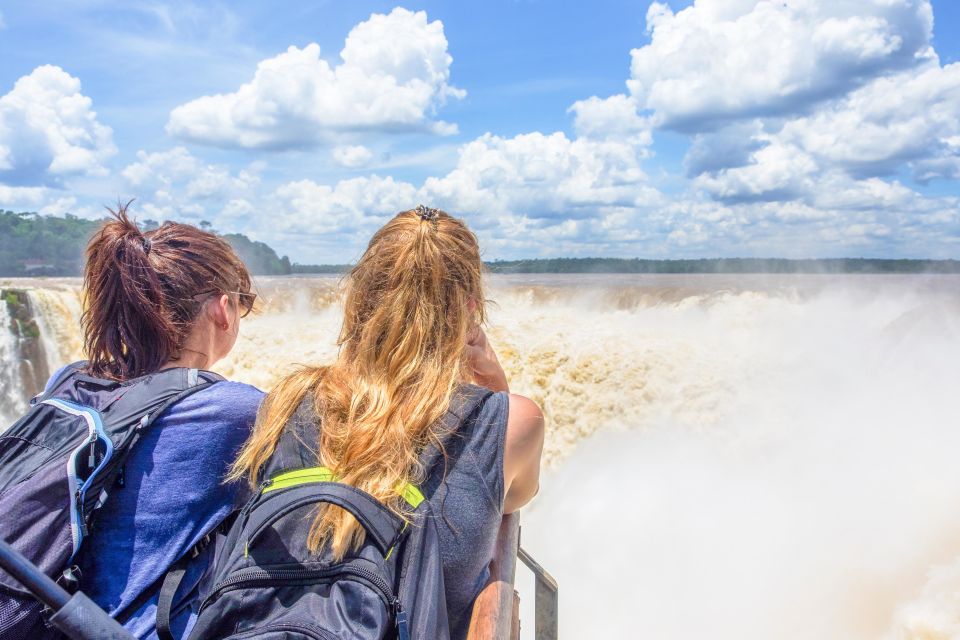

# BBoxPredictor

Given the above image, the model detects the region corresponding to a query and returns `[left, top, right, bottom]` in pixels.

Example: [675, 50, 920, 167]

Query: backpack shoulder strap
[261, 386, 493, 483]
[152, 511, 237, 640]
[104, 367, 224, 430]
[33, 361, 87, 403]
[119, 510, 236, 634]
[260, 394, 321, 480]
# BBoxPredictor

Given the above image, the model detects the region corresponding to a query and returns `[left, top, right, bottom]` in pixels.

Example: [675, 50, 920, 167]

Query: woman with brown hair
[230, 205, 544, 639]
[59, 204, 263, 637]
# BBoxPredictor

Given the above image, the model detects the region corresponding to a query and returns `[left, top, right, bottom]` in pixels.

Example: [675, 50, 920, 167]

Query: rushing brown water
[3, 273, 959, 639]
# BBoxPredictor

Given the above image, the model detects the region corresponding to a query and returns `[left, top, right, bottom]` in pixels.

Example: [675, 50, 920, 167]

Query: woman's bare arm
[467, 326, 546, 513]
[503, 394, 544, 513]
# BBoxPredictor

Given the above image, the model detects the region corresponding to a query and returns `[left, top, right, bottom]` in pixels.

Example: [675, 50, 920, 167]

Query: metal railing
[518, 545, 558, 640]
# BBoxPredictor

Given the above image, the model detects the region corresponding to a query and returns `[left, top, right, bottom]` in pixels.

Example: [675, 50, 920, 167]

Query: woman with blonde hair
[230, 205, 544, 638]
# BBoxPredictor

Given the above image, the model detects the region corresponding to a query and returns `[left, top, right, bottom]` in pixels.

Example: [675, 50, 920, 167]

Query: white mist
[517, 278, 960, 639]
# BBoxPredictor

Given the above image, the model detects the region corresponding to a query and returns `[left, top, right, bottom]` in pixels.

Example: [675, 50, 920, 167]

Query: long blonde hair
[230, 208, 485, 558]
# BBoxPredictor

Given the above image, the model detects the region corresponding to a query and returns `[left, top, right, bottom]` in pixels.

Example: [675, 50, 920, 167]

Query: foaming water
[3, 274, 960, 638]
[27, 285, 85, 373]
[0, 302, 24, 425]
[516, 277, 960, 640]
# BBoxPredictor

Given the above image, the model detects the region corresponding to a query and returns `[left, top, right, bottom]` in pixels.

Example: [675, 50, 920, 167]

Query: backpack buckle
[191, 530, 215, 558]
[57, 565, 82, 593]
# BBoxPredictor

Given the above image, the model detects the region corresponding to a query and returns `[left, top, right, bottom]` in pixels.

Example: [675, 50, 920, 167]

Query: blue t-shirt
[52, 373, 264, 639]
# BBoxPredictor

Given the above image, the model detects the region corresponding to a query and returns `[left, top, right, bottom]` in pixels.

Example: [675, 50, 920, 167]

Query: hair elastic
[142, 237, 152, 254]
[415, 204, 439, 222]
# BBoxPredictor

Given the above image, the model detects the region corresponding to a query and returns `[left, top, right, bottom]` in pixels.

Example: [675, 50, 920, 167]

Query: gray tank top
[420, 386, 509, 639]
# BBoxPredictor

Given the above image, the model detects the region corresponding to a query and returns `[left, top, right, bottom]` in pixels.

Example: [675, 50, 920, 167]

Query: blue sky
[0, 1, 958, 262]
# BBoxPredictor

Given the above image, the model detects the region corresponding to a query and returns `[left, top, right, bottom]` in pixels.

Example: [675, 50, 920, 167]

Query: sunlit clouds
[0, 1, 958, 261]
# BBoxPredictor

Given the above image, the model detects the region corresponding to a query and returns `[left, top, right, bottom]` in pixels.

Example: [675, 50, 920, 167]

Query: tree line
[2, 211, 957, 276]
[0, 211, 292, 277]
[483, 257, 960, 274]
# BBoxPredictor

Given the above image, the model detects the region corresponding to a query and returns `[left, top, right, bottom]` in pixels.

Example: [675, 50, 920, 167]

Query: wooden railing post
[467, 512, 521, 640]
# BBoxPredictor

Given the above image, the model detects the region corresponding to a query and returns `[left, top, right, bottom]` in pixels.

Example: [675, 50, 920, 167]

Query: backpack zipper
[200, 562, 397, 613]
[239, 479, 273, 517]
[224, 622, 338, 640]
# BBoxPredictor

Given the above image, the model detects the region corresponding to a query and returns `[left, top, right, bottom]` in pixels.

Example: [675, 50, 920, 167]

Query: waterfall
[0, 289, 51, 428]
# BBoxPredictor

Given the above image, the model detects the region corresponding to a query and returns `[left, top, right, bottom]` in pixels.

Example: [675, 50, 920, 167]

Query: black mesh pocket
[0, 590, 59, 640]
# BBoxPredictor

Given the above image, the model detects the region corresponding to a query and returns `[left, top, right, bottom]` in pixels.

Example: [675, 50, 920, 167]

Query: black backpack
[189, 388, 491, 640]
[0, 363, 223, 640]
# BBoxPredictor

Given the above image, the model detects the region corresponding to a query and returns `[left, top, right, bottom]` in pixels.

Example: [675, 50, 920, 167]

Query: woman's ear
[208, 293, 232, 330]
[467, 297, 477, 313]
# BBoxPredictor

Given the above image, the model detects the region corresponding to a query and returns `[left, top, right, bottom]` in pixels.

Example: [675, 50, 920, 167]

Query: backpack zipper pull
[240, 479, 272, 517]
[394, 598, 410, 640]
[75, 490, 88, 537]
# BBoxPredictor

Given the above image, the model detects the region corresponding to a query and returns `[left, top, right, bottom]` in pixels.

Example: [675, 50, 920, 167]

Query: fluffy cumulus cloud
[332, 145, 375, 168]
[255, 129, 664, 260]
[568, 94, 652, 142]
[274, 175, 417, 234]
[551, 0, 959, 256]
[694, 60, 960, 200]
[120, 147, 260, 223]
[166, 8, 464, 149]
[12, 0, 955, 261]
[0, 65, 115, 186]
[422, 132, 659, 223]
[0, 185, 77, 216]
[630, 0, 935, 130]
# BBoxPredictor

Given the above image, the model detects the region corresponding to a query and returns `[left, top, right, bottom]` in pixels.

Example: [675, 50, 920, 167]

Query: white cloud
[0, 185, 50, 208]
[690, 61, 960, 202]
[0, 65, 116, 185]
[781, 62, 960, 181]
[332, 145, 374, 168]
[630, 0, 934, 130]
[422, 131, 659, 223]
[264, 174, 419, 262]
[0, 184, 83, 218]
[568, 94, 652, 143]
[273, 175, 418, 235]
[120, 147, 259, 222]
[167, 8, 464, 149]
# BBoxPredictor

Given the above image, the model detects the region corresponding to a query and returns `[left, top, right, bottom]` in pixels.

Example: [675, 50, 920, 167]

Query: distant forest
[483, 257, 960, 274]
[0, 210, 292, 276]
[1, 211, 958, 276]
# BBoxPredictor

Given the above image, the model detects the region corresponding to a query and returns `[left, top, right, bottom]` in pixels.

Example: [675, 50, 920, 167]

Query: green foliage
[0, 211, 293, 276]
[0, 210, 101, 276]
[221, 233, 293, 276]
[1, 288, 41, 339]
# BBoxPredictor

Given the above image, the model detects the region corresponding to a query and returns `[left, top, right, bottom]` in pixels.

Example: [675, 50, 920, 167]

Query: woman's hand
[466, 326, 510, 393]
